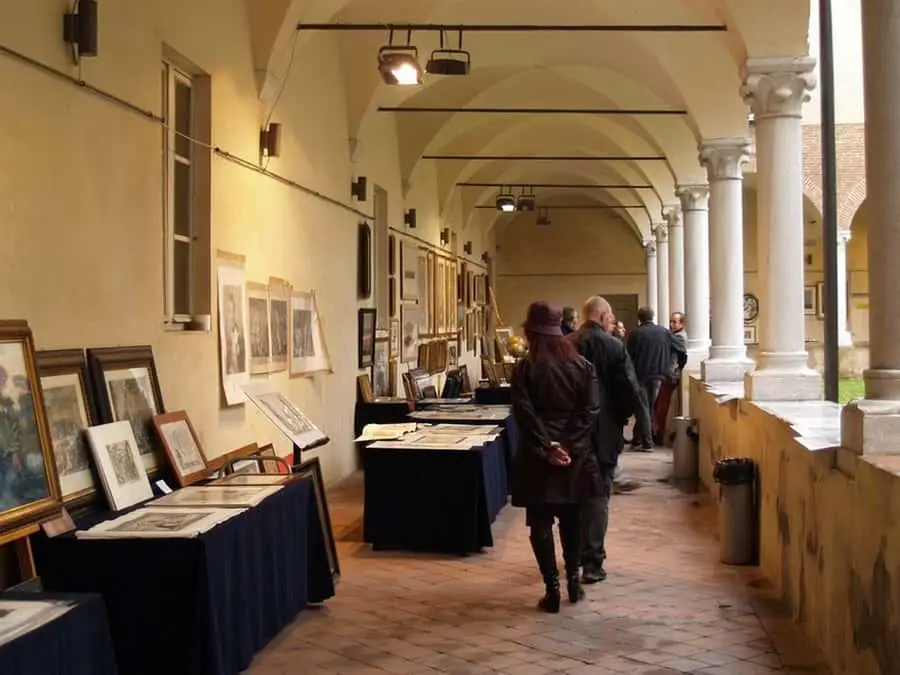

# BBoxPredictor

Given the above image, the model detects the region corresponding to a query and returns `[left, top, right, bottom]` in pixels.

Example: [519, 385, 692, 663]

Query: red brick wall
[801, 124, 867, 230]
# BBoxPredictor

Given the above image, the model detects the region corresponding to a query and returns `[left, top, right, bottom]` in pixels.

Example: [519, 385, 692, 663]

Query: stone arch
[838, 179, 868, 232]
[802, 174, 823, 219]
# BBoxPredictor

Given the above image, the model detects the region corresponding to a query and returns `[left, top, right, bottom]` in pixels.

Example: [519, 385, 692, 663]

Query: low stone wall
[689, 378, 900, 675]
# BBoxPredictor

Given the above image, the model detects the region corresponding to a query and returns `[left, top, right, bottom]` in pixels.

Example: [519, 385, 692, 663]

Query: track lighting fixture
[63, 0, 98, 62]
[536, 207, 551, 226]
[404, 208, 417, 228]
[495, 187, 516, 213]
[426, 30, 470, 76]
[351, 176, 367, 201]
[378, 29, 423, 86]
[440, 228, 450, 245]
[259, 123, 281, 158]
[516, 187, 536, 212]
[463, 241, 473, 255]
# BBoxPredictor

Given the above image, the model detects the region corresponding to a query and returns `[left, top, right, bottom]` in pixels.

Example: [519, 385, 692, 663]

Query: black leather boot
[529, 528, 561, 613]
[559, 513, 585, 603]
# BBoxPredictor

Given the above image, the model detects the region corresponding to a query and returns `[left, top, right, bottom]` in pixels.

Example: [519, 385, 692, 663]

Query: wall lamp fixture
[378, 29, 423, 86]
[63, 0, 98, 63]
[463, 241, 473, 255]
[426, 30, 470, 76]
[404, 208, 417, 228]
[351, 176, 367, 201]
[495, 187, 516, 212]
[440, 228, 450, 245]
[259, 123, 282, 159]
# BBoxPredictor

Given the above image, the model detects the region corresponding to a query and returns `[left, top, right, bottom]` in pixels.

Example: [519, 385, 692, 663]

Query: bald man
[568, 296, 645, 583]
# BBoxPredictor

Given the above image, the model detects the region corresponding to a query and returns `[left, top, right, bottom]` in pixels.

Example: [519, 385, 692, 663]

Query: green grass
[839, 378, 865, 404]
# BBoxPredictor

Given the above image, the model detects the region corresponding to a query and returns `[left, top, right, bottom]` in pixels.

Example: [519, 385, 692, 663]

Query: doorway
[604, 294, 639, 331]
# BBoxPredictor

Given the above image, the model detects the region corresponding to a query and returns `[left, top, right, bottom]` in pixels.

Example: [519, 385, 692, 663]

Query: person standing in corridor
[510, 301, 600, 613]
[652, 312, 689, 445]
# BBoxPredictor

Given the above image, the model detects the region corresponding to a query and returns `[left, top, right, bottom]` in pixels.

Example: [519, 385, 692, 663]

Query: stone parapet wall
[689, 378, 900, 675]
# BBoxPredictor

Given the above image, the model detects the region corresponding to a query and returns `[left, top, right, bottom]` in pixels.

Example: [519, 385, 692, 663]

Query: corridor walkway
[248, 452, 829, 675]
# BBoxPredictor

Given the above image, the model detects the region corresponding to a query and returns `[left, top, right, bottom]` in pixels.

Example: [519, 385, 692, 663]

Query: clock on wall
[743, 293, 759, 323]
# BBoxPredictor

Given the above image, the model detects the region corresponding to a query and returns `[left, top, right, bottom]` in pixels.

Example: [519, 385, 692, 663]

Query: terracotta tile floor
[247, 450, 830, 674]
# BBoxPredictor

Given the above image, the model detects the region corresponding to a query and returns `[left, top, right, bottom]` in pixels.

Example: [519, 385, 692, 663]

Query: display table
[0, 592, 118, 675]
[474, 385, 512, 405]
[33, 479, 334, 675]
[354, 400, 410, 436]
[361, 435, 507, 554]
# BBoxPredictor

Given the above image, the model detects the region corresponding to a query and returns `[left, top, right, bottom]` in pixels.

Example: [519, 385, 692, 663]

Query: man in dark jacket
[568, 296, 645, 583]
[627, 306, 687, 449]
[560, 307, 577, 335]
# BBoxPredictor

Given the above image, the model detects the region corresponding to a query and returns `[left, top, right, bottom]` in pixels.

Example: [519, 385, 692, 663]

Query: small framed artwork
[246, 281, 271, 375]
[294, 456, 340, 582]
[743, 325, 758, 344]
[86, 420, 153, 512]
[358, 222, 372, 300]
[86, 346, 166, 476]
[388, 234, 396, 277]
[816, 281, 825, 319]
[803, 285, 817, 315]
[400, 241, 418, 301]
[389, 277, 397, 318]
[372, 339, 390, 397]
[358, 308, 377, 368]
[0, 320, 63, 534]
[400, 305, 421, 364]
[152, 411, 209, 487]
[389, 318, 400, 359]
[37, 349, 99, 508]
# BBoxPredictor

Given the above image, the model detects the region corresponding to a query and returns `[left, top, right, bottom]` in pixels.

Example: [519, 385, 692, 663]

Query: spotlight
[463, 241, 473, 255]
[351, 176, 367, 201]
[404, 208, 417, 228]
[517, 195, 536, 212]
[63, 0, 98, 61]
[495, 188, 515, 213]
[536, 208, 551, 226]
[426, 31, 470, 76]
[378, 46, 423, 86]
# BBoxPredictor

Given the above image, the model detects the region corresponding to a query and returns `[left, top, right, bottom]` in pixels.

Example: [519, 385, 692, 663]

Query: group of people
[509, 297, 687, 612]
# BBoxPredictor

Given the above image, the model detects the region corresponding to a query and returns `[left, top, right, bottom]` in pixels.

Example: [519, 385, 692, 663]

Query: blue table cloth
[33, 479, 334, 675]
[361, 435, 507, 554]
[0, 592, 118, 675]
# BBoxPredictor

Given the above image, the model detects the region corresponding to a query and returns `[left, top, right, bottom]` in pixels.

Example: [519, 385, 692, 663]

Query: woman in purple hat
[509, 301, 601, 613]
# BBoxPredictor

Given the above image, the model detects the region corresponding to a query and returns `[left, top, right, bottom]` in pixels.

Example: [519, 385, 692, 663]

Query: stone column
[666, 205, 685, 316]
[677, 185, 711, 367]
[742, 57, 822, 401]
[655, 222, 670, 323]
[842, 0, 900, 454]
[645, 241, 658, 313]
[699, 139, 753, 382]
[836, 230, 853, 347]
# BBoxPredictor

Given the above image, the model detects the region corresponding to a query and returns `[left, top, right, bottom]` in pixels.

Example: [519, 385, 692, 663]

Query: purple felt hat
[523, 301, 563, 336]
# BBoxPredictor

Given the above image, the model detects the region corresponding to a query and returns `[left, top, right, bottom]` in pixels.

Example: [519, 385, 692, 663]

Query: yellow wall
[0, 0, 488, 485]
[492, 209, 644, 327]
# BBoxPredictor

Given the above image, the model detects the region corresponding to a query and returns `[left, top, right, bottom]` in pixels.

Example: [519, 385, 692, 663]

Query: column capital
[676, 184, 710, 212]
[644, 240, 657, 257]
[663, 204, 683, 229]
[699, 138, 751, 181]
[837, 228, 852, 245]
[741, 56, 817, 120]
[653, 221, 669, 242]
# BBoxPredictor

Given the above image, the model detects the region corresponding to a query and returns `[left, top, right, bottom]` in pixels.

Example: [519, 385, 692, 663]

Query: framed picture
[152, 411, 209, 487]
[37, 349, 99, 508]
[743, 325, 758, 344]
[0, 321, 63, 534]
[77, 507, 239, 539]
[243, 382, 327, 450]
[86, 346, 165, 476]
[389, 318, 400, 359]
[400, 305, 421, 364]
[388, 234, 396, 277]
[372, 339, 390, 397]
[152, 485, 281, 508]
[389, 277, 397, 318]
[417, 252, 429, 334]
[290, 290, 332, 377]
[426, 252, 436, 334]
[434, 258, 446, 334]
[246, 281, 271, 375]
[358, 308, 377, 368]
[295, 456, 340, 582]
[216, 251, 249, 405]
[357, 373, 374, 403]
[85, 420, 153, 512]
[816, 281, 826, 319]
[804, 285, 817, 315]
[358, 222, 372, 299]
[268, 277, 291, 373]
[399, 241, 418, 301]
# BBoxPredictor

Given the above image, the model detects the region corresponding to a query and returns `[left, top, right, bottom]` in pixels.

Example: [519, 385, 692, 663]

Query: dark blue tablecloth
[474, 386, 512, 405]
[354, 401, 410, 436]
[0, 592, 117, 675]
[361, 436, 507, 554]
[33, 479, 334, 675]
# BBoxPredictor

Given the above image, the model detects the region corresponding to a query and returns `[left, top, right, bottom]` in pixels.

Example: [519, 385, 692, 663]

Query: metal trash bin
[713, 457, 757, 565]
[671, 417, 698, 479]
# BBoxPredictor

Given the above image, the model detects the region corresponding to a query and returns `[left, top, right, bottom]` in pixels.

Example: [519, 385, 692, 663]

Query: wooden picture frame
[358, 308, 377, 368]
[86, 346, 166, 478]
[152, 411, 209, 487]
[0, 321, 63, 534]
[358, 222, 372, 300]
[803, 285, 817, 316]
[400, 240, 418, 301]
[37, 349, 100, 508]
[743, 324, 758, 344]
[294, 456, 340, 582]
[388, 234, 396, 277]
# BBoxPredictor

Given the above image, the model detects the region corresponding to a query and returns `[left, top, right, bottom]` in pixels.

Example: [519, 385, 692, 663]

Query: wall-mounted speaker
[351, 176, 367, 202]
[63, 0, 98, 60]
[404, 208, 417, 229]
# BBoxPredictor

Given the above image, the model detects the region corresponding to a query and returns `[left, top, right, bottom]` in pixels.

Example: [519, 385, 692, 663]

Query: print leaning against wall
[216, 250, 250, 405]
[268, 277, 292, 373]
[289, 289, 332, 377]
[0, 320, 62, 534]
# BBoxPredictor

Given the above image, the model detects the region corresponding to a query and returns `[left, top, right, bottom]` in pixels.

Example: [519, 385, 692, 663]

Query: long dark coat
[509, 355, 601, 507]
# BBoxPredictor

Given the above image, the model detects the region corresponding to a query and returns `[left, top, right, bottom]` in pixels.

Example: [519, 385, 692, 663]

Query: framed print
[77, 507, 240, 540]
[804, 285, 817, 315]
[86, 420, 153, 512]
[151, 485, 281, 508]
[389, 277, 397, 318]
[0, 321, 62, 534]
[216, 250, 249, 405]
[400, 305, 421, 364]
[388, 234, 396, 277]
[389, 318, 400, 359]
[213, 472, 292, 486]
[426, 251, 436, 334]
[417, 252, 429, 334]
[290, 289, 332, 377]
[87, 346, 165, 476]
[372, 339, 390, 397]
[268, 277, 291, 373]
[400, 241, 418, 301]
[295, 456, 340, 582]
[243, 382, 327, 450]
[152, 411, 208, 487]
[37, 349, 98, 507]
[358, 222, 372, 299]
[246, 281, 271, 375]
[743, 325, 758, 344]
[816, 281, 825, 319]
[358, 308, 377, 368]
